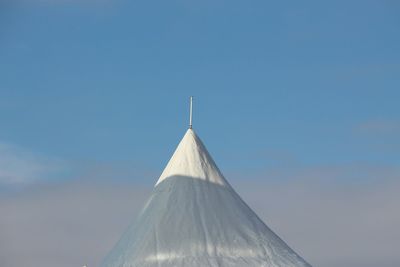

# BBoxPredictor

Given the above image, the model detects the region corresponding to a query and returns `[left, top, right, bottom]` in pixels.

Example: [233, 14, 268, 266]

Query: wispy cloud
[355, 118, 400, 137]
[352, 118, 400, 153]
[0, 142, 65, 185]
[228, 162, 400, 186]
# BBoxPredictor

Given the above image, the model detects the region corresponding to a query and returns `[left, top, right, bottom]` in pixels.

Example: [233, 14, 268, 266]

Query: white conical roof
[156, 129, 227, 186]
[100, 129, 312, 267]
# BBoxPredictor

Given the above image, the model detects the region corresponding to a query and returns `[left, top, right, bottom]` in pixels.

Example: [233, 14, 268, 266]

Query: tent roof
[100, 129, 311, 267]
[156, 129, 227, 186]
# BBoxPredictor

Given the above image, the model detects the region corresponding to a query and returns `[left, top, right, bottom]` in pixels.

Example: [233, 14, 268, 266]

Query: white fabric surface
[100, 129, 311, 267]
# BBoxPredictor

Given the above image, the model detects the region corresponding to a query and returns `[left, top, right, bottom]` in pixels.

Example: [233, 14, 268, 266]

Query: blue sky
[1, 1, 400, 266]
[1, 0, 399, 186]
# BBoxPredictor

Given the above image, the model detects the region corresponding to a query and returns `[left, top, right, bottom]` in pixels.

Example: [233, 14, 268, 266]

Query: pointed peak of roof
[155, 129, 228, 187]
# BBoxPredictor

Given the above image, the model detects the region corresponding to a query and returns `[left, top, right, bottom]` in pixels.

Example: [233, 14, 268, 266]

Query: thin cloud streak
[355, 118, 400, 137]
[0, 142, 65, 185]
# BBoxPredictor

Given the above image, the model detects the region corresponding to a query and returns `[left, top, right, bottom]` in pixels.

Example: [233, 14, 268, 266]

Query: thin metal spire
[189, 96, 193, 129]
